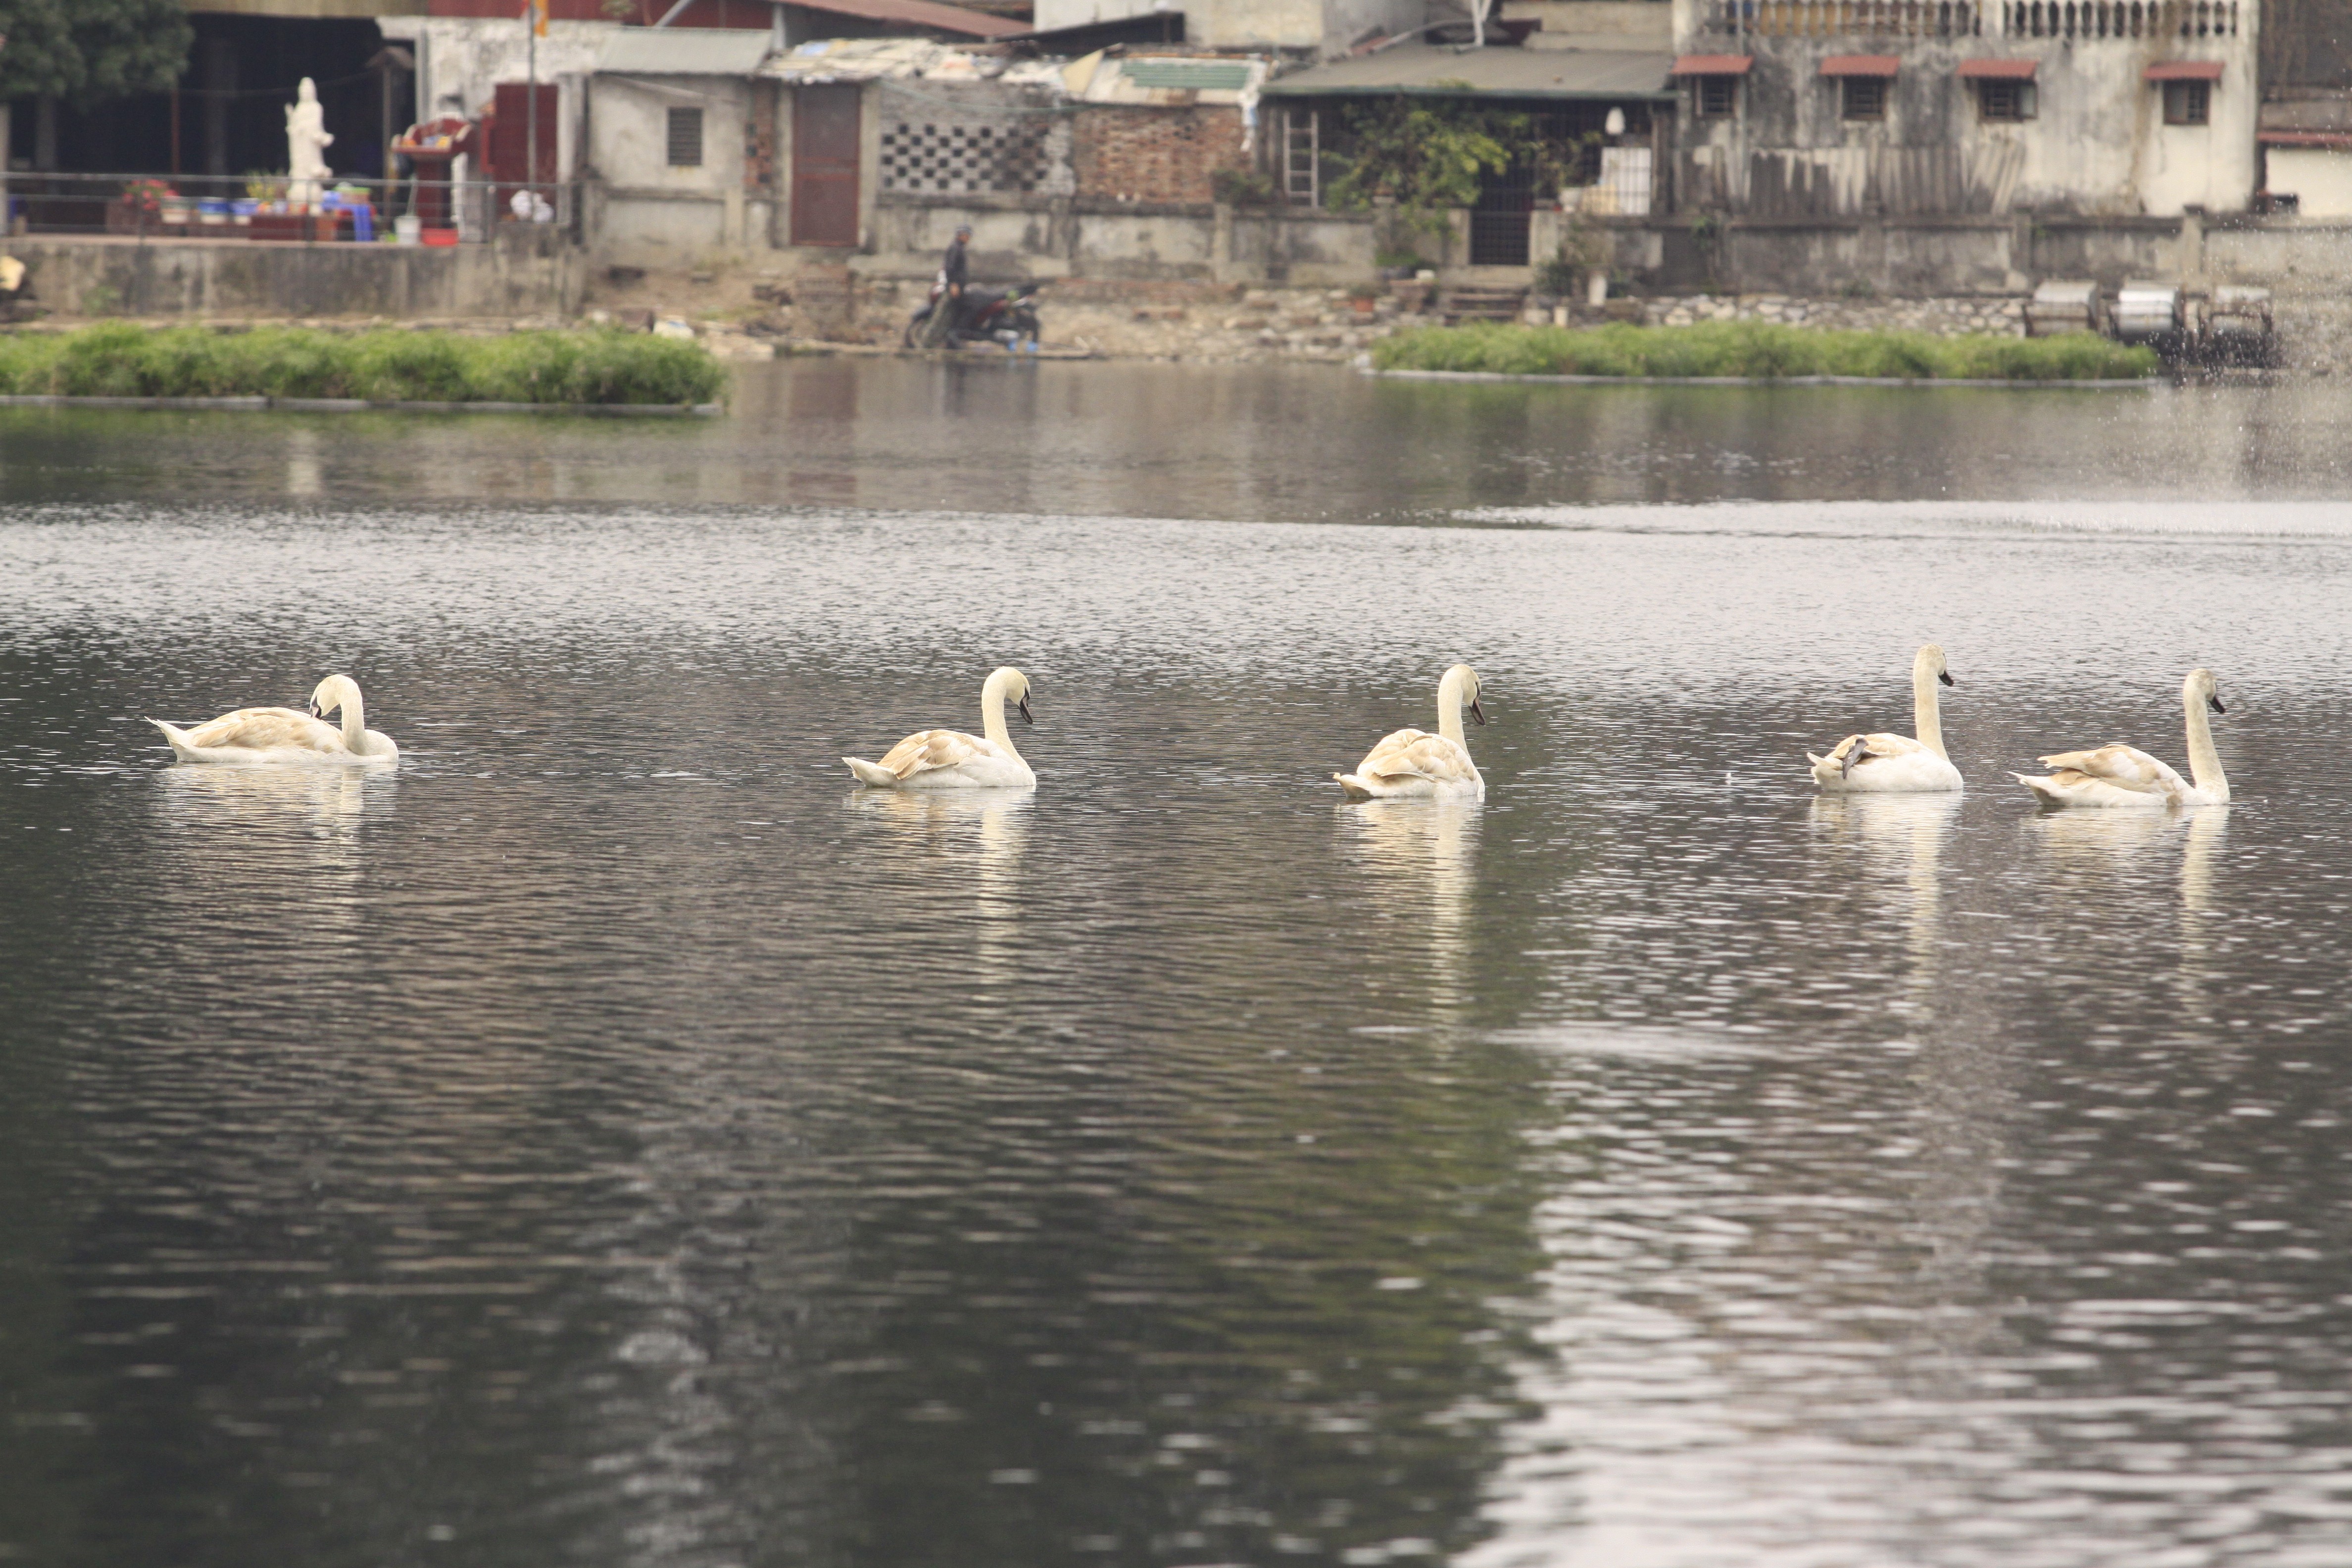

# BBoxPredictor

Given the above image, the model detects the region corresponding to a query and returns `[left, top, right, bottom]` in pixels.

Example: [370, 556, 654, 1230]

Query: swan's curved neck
[1437, 668, 1470, 748]
[1911, 654, 1947, 759]
[980, 670, 1023, 760]
[339, 687, 367, 749]
[2183, 679, 2227, 799]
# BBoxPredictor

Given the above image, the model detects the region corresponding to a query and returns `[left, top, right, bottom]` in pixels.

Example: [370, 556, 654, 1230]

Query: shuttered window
[1841, 77, 1887, 120]
[667, 106, 704, 167]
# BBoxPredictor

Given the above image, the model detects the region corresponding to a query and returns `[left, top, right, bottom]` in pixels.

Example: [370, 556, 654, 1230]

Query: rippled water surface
[3, 361, 2351, 1568]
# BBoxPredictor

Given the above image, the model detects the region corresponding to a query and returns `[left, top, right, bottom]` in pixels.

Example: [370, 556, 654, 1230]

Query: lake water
[3, 361, 2350, 1568]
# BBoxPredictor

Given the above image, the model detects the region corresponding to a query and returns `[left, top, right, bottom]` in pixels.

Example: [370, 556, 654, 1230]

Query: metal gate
[791, 85, 860, 247]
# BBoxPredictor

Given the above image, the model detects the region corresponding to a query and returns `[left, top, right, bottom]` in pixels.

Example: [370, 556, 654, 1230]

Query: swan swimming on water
[148, 674, 398, 764]
[1335, 664, 1486, 800]
[1807, 644, 1963, 794]
[844, 666, 1037, 789]
[2015, 668, 2230, 808]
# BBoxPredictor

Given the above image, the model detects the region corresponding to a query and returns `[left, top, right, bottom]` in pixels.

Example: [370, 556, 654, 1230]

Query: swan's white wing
[2035, 744, 2185, 796]
[177, 707, 347, 753]
[876, 728, 992, 781]
[1352, 728, 1479, 787]
[1821, 731, 1934, 767]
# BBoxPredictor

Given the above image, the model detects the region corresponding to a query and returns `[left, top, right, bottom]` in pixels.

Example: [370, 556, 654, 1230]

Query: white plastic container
[394, 214, 423, 246]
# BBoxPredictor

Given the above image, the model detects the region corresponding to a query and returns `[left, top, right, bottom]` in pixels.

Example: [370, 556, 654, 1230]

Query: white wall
[586, 73, 752, 263]
[377, 15, 621, 180]
[2264, 147, 2352, 216]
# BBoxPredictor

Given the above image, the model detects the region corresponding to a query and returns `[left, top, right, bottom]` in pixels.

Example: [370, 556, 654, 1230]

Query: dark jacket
[942, 237, 970, 293]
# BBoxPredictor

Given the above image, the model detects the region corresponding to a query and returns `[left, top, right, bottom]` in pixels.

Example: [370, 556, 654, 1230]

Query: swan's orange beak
[1469, 698, 1487, 726]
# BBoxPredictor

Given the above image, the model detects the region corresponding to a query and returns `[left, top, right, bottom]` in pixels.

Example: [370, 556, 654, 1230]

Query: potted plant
[107, 178, 175, 235]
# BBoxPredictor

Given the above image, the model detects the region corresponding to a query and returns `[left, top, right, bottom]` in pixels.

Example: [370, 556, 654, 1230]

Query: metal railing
[1713, 0, 2234, 33]
[0, 171, 581, 245]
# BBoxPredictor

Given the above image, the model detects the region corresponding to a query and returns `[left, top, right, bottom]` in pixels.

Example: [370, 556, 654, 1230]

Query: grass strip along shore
[1372, 321, 2160, 382]
[0, 323, 727, 407]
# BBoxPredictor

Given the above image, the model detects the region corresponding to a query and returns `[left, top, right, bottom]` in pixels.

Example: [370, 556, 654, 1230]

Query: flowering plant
[120, 179, 176, 213]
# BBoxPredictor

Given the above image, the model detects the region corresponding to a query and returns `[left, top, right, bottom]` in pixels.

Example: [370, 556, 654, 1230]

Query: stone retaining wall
[1637, 294, 2028, 336]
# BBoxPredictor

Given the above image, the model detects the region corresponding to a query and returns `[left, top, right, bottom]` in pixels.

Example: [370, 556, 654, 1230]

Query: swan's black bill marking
[1469, 699, 1487, 726]
[1939, 670, 1955, 686]
[2209, 694, 2226, 713]
[1017, 694, 1035, 725]
[307, 700, 324, 719]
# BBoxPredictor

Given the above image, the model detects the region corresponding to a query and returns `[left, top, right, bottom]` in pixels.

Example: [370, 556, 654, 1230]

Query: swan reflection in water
[2026, 802, 2229, 1026]
[1338, 797, 1482, 1015]
[849, 786, 1031, 988]
[1808, 791, 1960, 1022]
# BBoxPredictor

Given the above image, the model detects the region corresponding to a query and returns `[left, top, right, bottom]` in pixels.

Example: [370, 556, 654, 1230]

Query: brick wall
[1071, 106, 1246, 204]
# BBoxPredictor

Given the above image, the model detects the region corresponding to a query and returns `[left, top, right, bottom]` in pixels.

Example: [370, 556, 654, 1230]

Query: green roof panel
[1121, 60, 1254, 91]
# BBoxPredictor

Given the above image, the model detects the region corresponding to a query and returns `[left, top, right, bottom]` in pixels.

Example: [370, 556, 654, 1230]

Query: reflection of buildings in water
[285, 426, 325, 497]
[1339, 798, 1481, 1015]
[1807, 792, 1959, 1023]
[849, 786, 1030, 986]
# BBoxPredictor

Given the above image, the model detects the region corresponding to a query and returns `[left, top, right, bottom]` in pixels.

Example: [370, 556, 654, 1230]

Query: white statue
[285, 78, 334, 210]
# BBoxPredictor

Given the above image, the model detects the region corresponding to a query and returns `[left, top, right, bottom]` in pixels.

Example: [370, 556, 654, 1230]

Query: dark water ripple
[3, 366, 2351, 1568]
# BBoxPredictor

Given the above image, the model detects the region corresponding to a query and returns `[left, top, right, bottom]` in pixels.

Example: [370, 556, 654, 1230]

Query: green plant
[1369, 321, 2159, 381]
[1323, 96, 1597, 242]
[1839, 276, 1877, 299]
[0, 324, 729, 404]
[1210, 166, 1278, 206]
[79, 282, 123, 317]
[1373, 247, 1428, 271]
[244, 172, 286, 203]
[1534, 258, 1582, 297]
[119, 178, 174, 213]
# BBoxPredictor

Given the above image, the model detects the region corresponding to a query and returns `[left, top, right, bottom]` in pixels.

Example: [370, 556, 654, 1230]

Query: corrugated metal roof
[785, 0, 1025, 38]
[1121, 59, 1253, 90]
[1260, 43, 1673, 100]
[596, 28, 774, 75]
[1669, 54, 1751, 75]
[2144, 59, 2223, 80]
[1818, 54, 1900, 76]
[1956, 58, 2036, 79]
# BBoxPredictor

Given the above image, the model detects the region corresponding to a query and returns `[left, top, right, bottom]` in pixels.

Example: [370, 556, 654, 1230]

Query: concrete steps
[1440, 287, 1527, 324]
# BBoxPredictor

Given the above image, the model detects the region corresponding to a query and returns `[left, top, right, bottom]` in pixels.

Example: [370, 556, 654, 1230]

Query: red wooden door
[791, 86, 860, 247]
[490, 82, 559, 193]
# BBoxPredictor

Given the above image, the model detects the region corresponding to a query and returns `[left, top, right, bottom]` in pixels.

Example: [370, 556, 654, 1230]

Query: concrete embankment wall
[857, 193, 1378, 288]
[10, 229, 585, 319]
[1692, 214, 2352, 300]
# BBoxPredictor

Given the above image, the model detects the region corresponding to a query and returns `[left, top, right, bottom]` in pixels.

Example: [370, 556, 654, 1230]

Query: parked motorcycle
[904, 280, 1044, 351]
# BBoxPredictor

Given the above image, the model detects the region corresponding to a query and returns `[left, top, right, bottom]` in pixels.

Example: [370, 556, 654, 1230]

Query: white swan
[2015, 667, 2229, 808]
[844, 666, 1036, 789]
[1335, 664, 1485, 800]
[1807, 644, 1962, 793]
[148, 673, 398, 764]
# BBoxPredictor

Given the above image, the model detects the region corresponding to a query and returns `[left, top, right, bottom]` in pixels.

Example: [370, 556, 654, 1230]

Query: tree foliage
[1321, 92, 1595, 239]
[0, 0, 193, 106]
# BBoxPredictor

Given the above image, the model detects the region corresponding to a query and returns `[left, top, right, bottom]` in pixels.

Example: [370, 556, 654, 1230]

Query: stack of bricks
[1071, 107, 1245, 205]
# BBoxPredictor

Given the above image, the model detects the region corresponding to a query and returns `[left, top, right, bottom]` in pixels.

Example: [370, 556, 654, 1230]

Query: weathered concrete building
[1666, 0, 2258, 219]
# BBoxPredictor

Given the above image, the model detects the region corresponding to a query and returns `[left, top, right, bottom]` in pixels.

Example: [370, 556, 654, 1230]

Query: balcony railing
[0, 170, 579, 245]
[1714, 0, 2235, 34]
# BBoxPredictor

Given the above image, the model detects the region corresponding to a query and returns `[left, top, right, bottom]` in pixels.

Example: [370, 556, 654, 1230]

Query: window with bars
[1841, 77, 1888, 121]
[1977, 79, 2036, 120]
[1696, 75, 1738, 117]
[667, 106, 704, 167]
[2162, 79, 2210, 125]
